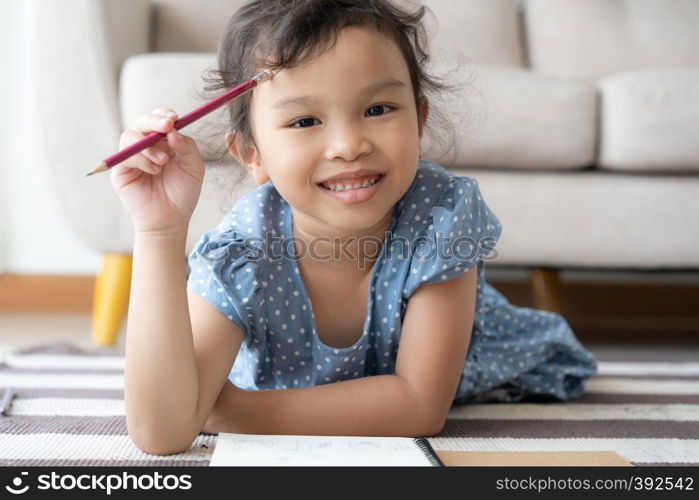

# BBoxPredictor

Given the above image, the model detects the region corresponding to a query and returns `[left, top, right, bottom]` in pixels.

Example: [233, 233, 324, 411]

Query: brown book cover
[435, 450, 632, 467]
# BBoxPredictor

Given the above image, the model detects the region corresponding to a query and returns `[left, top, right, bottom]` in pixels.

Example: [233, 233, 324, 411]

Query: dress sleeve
[186, 223, 263, 347]
[403, 176, 502, 297]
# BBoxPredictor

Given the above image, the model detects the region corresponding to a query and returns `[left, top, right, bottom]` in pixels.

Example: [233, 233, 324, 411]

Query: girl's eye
[290, 117, 319, 128]
[366, 104, 393, 117]
[289, 104, 395, 128]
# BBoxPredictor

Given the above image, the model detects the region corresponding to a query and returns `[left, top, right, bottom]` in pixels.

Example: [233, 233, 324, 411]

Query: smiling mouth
[318, 174, 384, 191]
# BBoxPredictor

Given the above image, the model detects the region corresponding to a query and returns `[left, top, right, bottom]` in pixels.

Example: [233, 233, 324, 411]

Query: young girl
[111, 0, 597, 456]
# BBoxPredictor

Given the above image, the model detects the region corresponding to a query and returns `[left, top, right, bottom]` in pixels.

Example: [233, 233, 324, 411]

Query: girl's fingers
[166, 128, 198, 157]
[115, 129, 164, 176]
[116, 108, 187, 176]
[128, 111, 178, 158]
[151, 107, 179, 121]
[133, 113, 177, 135]
[142, 145, 174, 165]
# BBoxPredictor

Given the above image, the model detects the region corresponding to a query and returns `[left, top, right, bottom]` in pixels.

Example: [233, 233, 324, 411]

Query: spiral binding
[413, 438, 444, 467]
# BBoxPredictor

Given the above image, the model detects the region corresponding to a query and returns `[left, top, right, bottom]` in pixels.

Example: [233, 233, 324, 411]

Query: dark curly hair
[197, 0, 475, 207]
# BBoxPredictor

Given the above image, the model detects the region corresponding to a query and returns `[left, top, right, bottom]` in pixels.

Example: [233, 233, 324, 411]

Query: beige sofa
[25, 0, 699, 345]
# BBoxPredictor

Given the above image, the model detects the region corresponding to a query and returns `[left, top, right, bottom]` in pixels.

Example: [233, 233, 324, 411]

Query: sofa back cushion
[151, 0, 525, 66]
[152, 0, 247, 52]
[525, 0, 699, 80]
[422, 0, 524, 66]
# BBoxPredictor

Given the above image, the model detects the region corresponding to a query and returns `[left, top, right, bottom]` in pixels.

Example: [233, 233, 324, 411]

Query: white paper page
[210, 433, 434, 466]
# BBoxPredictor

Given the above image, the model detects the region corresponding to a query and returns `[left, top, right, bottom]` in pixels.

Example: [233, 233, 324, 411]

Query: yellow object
[91, 254, 132, 346]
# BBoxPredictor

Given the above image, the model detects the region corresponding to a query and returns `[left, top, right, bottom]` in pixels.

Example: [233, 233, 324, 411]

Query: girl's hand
[110, 107, 206, 235]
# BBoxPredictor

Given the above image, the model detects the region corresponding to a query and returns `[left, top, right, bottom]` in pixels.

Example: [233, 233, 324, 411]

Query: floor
[0, 312, 127, 354]
[2, 312, 699, 361]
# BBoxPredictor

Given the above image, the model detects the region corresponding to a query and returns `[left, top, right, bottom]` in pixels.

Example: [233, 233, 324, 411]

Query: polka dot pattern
[186, 160, 598, 401]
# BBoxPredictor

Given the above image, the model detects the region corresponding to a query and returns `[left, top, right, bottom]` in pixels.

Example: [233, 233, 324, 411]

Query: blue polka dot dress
[187, 159, 598, 404]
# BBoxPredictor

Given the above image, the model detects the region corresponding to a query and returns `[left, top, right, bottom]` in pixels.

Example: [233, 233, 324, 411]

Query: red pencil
[86, 69, 273, 176]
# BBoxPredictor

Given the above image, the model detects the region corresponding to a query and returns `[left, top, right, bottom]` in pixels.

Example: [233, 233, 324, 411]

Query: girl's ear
[225, 132, 270, 185]
[225, 131, 249, 164]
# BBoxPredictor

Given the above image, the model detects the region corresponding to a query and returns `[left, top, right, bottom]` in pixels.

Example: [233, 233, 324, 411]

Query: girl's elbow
[415, 400, 448, 437]
[419, 414, 446, 437]
[129, 431, 193, 456]
[127, 420, 195, 456]
[407, 408, 446, 437]
[418, 401, 448, 436]
[429, 417, 447, 436]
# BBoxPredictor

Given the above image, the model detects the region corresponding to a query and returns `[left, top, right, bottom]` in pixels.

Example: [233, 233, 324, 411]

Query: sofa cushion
[598, 69, 699, 172]
[119, 52, 229, 163]
[525, 0, 699, 80]
[152, 0, 248, 52]
[422, 0, 524, 66]
[422, 63, 596, 170]
[151, 0, 526, 67]
[451, 167, 699, 269]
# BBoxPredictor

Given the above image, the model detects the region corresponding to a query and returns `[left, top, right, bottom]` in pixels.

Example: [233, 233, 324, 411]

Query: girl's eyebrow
[271, 78, 406, 110]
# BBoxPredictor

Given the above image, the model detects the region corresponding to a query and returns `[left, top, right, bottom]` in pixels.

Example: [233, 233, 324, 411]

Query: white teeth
[322, 175, 381, 191]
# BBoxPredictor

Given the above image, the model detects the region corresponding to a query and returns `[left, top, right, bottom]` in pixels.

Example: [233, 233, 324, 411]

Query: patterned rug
[1, 342, 698, 466]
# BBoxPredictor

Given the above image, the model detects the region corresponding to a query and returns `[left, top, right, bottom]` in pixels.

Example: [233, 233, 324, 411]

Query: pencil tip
[87, 162, 109, 176]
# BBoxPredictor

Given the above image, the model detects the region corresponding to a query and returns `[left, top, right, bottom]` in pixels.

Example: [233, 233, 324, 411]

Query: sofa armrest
[25, 0, 152, 253]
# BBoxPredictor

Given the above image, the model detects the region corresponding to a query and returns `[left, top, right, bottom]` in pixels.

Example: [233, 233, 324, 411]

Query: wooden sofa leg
[91, 254, 132, 346]
[529, 268, 563, 314]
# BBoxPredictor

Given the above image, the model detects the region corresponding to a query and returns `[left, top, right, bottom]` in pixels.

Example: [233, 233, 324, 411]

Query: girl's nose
[324, 123, 373, 162]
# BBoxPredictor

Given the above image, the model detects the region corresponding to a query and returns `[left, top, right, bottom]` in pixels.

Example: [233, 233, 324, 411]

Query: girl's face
[228, 26, 428, 236]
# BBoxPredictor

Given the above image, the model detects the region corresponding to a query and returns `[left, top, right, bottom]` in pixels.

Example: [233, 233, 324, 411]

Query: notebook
[209, 433, 444, 466]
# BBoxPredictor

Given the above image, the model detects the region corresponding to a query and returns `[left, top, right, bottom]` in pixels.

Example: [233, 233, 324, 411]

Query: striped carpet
[0, 343, 698, 467]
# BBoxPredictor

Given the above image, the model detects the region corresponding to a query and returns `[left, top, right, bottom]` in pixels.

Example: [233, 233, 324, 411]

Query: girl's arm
[125, 229, 242, 455]
[392, 264, 478, 430]
[110, 109, 243, 454]
[205, 373, 428, 437]
[204, 266, 478, 436]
